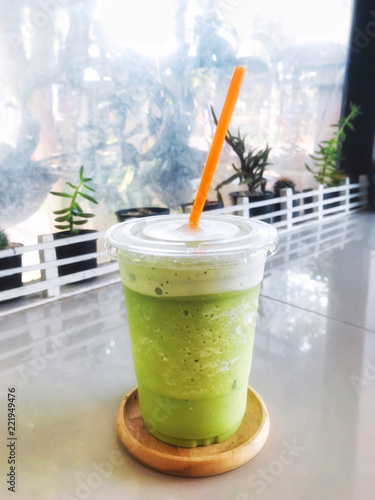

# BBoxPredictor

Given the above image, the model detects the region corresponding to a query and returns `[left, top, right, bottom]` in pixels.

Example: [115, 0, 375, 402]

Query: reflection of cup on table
[105, 214, 278, 448]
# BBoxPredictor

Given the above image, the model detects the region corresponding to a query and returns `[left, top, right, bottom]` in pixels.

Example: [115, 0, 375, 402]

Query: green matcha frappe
[105, 214, 278, 447]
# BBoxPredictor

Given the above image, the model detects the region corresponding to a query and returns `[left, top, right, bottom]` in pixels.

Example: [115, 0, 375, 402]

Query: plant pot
[303, 188, 314, 215]
[180, 200, 224, 213]
[349, 176, 360, 205]
[273, 191, 301, 223]
[0, 243, 23, 302]
[323, 191, 341, 212]
[115, 207, 170, 222]
[53, 230, 97, 278]
[293, 194, 301, 220]
[230, 191, 274, 223]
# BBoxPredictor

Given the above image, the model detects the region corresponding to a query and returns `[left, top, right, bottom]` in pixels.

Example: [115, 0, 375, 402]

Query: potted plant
[273, 179, 300, 222]
[50, 166, 98, 277]
[179, 198, 223, 214]
[305, 103, 361, 211]
[0, 228, 23, 301]
[212, 106, 273, 221]
[115, 207, 170, 222]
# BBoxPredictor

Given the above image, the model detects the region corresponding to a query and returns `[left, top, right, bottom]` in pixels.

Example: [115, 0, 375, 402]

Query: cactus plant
[0, 228, 10, 251]
[273, 179, 296, 196]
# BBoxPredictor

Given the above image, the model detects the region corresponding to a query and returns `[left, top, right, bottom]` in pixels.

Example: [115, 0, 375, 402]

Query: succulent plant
[50, 166, 98, 236]
[274, 179, 296, 196]
[305, 103, 361, 187]
[211, 106, 272, 197]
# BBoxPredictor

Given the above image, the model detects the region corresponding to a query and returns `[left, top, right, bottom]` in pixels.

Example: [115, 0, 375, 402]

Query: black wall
[341, 0, 375, 209]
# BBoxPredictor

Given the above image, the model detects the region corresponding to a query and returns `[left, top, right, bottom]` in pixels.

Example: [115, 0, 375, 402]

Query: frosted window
[0, 0, 354, 241]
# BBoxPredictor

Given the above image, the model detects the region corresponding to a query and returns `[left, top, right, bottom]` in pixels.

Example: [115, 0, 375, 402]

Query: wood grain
[117, 386, 270, 477]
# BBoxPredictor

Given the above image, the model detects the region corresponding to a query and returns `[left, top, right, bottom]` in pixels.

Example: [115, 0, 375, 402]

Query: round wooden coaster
[116, 386, 270, 477]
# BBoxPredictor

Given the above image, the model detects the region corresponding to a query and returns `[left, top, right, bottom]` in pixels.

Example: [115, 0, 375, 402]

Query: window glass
[0, 0, 354, 242]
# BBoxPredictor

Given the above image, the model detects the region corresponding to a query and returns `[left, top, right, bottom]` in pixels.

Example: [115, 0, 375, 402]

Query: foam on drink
[107, 215, 276, 297]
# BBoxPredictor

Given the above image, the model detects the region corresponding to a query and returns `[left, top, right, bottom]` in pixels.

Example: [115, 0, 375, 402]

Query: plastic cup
[105, 214, 278, 447]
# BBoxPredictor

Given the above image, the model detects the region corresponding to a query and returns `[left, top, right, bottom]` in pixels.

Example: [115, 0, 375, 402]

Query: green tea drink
[105, 215, 277, 447]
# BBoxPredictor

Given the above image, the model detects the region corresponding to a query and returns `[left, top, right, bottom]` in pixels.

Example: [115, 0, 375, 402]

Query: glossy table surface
[1, 212, 375, 500]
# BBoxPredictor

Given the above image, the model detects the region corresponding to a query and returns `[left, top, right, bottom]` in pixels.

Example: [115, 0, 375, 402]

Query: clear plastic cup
[105, 214, 278, 447]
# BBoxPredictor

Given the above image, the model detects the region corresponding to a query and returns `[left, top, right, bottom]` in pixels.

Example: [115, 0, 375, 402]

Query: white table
[1, 212, 374, 500]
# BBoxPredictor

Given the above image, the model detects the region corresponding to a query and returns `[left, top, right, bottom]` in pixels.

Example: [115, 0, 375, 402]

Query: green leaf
[82, 183, 95, 192]
[215, 172, 240, 192]
[66, 182, 77, 189]
[82, 177, 93, 182]
[71, 211, 95, 218]
[72, 220, 88, 226]
[79, 166, 84, 181]
[50, 191, 73, 198]
[55, 215, 72, 222]
[55, 224, 70, 230]
[72, 202, 83, 212]
[53, 208, 70, 215]
[78, 192, 99, 204]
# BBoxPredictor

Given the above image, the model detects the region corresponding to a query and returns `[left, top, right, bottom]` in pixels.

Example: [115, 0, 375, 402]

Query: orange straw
[189, 66, 246, 228]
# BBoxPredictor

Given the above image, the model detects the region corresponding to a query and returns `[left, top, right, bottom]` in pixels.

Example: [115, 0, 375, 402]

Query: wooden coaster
[116, 386, 270, 477]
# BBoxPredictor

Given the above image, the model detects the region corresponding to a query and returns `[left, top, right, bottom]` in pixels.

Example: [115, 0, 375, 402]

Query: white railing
[0, 175, 369, 314]
[208, 175, 369, 231]
[0, 230, 119, 312]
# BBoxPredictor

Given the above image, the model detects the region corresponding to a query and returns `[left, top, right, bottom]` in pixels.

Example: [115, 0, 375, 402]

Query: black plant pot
[115, 207, 170, 222]
[303, 188, 314, 215]
[0, 245, 23, 302]
[180, 200, 224, 213]
[273, 191, 301, 223]
[230, 191, 274, 223]
[349, 176, 360, 205]
[293, 194, 301, 220]
[323, 191, 341, 212]
[53, 230, 97, 278]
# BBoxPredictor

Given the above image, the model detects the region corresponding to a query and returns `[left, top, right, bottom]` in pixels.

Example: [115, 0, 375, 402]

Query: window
[0, 0, 354, 243]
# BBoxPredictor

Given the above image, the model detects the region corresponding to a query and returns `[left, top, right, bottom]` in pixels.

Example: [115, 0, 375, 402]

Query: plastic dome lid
[105, 214, 278, 262]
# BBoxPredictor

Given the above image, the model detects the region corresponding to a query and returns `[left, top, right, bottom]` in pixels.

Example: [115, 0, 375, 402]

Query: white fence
[209, 175, 369, 230]
[0, 176, 369, 314]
